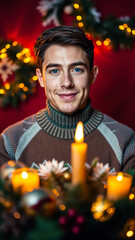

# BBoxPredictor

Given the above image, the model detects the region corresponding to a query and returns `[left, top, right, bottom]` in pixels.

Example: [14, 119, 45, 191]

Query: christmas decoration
[0, 160, 26, 180]
[38, 159, 69, 179]
[37, 0, 135, 50]
[0, 39, 37, 108]
[0, 159, 135, 240]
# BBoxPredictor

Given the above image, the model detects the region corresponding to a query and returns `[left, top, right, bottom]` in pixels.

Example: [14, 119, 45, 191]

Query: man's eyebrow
[45, 63, 61, 70]
[45, 61, 88, 70]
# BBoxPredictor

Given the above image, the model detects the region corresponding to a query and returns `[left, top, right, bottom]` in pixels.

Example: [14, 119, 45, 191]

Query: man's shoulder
[1, 113, 38, 138]
[100, 113, 135, 138]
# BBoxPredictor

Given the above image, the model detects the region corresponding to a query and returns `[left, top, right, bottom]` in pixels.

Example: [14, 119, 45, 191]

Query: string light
[127, 27, 131, 33]
[19, 83, 25, 88]
[73, 3, 80, 9]
[1, 48, 6, 53]
[126, 230, 134, 238]
[0, 53, 7, 58]
[32, 76, 38, 81]
[5, 44, 10, 49]
[59, 204, 66, 211]
[123, 23, 128, 28]
[76, 15, 82, 21]
[12, 41, 18, 46]
[4, 83, 10, 90]
[78, 22, 84, 27]
[129, 193, 135, 200]
[96, 40, 102, 46]
[132, 30, 135, 35]
[0, 89, 6, 95]
[119, 25, 125, 30]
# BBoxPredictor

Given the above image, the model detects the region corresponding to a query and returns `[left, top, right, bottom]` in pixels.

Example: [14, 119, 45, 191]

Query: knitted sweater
[0, 99, 135, 172]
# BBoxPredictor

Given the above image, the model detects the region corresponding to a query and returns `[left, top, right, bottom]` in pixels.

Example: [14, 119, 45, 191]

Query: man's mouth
[58, 92, 77, 100]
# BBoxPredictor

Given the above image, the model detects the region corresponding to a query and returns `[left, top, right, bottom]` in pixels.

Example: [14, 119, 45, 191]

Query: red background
[0, 0, 135, 133]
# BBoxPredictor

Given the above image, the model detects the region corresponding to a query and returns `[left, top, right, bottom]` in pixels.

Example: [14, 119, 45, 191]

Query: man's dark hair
[33, 25, 94, 72]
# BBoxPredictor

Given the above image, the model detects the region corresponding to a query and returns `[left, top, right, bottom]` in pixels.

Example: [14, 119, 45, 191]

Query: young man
[0, 25, 135, 171]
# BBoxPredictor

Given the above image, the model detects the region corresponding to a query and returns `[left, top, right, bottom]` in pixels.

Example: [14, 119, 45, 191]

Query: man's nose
[60, 72, 73, 88]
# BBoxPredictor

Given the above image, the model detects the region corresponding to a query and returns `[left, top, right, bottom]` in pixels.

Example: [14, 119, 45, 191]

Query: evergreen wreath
[37, 0, 135, 50]
[0, 39, 37, 108]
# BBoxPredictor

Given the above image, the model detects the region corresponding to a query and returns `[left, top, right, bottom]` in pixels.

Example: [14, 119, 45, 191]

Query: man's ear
[36, 68, 44, 87]
[90, 65, 99, 84]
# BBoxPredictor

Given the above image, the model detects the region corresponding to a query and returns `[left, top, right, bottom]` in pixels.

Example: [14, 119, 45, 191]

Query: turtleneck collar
[36, 99, 103, 139]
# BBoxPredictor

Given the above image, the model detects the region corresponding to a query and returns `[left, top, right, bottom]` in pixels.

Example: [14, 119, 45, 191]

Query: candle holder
[11, 167, 39, 194]
[107, 172, 133, 201]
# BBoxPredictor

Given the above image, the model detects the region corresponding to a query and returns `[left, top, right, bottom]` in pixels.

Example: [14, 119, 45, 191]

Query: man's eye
[73, 68, 83, 73]
[50, 69, 59, 74]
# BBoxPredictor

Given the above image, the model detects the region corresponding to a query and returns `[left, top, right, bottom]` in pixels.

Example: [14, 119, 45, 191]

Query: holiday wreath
[0, 158, 135, 240]
[37, 0, 135, 50]
[0, 39, 37, 108]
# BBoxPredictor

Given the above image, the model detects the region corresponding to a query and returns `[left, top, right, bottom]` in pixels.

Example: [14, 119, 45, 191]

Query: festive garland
[0, 159, 135, 240]
[0, 39, 37, 108]
[37, 0, 135, 50]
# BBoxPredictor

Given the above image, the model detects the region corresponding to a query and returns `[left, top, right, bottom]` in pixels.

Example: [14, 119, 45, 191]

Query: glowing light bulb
[126, 230, 134, 237]
[32, 76, 38, 81]
[12, 41, 18, 46]
[127, 27, 131, 33]
[96, 40, 102, 46]
[78, 22, 84, 27]
[119, 25, 125, 30]
[74, 3, 79, 9]
[132, 30, 135, 35]
[76, 15, 82, 21]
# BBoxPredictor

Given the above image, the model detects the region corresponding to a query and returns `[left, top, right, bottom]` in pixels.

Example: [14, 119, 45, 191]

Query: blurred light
[19, 83, 25, 88]
[21, 172, 28, 179]
[0, 53, 7, 58]
[14, 212, 21, 219]
[76, 15, 82, 21]
[126, 230, 134, 237]
[5, 44, 11, 49]
[4, 83, 10, 90]
[78, 22, 84, 27]
[74, 3, 79, 9]
[16, 53, 22, 58]
[132, 30, 135, 35]
[12, 41, 18, 46]
[1, 48, 6, 53]
[117, 172, 123, 181]
[52, 188, 59, 197]
[103, 40, 109, 46]
[127, 27, 131, 33]
[32, 76, 38, 81]
[119, 25, 125, 30]
[23, 57, 31, 63]
[123, 23, 128, 28]
[96, 40, 102, 46]
[59, 204, 66, 211]
[0, 89, 5, 94]
[23, 86, 28, 92]
[129, 193, 135, 200]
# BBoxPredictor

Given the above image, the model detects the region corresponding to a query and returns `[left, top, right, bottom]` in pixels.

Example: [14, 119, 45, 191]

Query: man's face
[38, 45, 94, 115]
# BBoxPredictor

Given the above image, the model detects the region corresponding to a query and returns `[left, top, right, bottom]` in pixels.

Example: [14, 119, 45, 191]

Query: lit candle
[71, 121, 87, 184]
[11, 167, 39, 194]
[107, 172, 133, 200]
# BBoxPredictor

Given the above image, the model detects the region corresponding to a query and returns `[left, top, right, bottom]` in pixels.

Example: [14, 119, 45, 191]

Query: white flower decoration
[37, 0, 62, 26]
[90, 7, 101, 23]
[86, 160, 110, 181]
[38, 159, 68, 179]
[0, 57, 19, 83]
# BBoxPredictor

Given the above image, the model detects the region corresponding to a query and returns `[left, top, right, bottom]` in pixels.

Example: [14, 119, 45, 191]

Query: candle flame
[21, 171, 28, 179]
[117, 172, 123, 181]
[75, 121, 84, 143]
